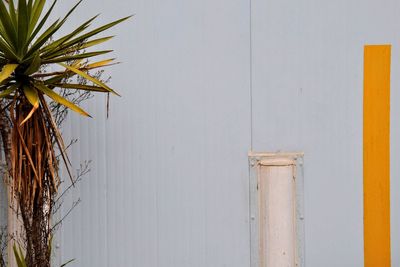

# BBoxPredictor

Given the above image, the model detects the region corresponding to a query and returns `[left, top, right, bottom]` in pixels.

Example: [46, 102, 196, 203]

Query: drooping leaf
[86, 58, 116, 69]
[39, 93, 75, 183]
[0, 63, 18, 83]
[0, 84, 17, 98]
[58, 62, 119, 95]
[34, 82, 91, 117]
[13, 244, 27, 267]
[23, 85, 39, 108]
[55, 83, 109, 92]
[21, 85, 40, 124]
[18, 247, 27, 267]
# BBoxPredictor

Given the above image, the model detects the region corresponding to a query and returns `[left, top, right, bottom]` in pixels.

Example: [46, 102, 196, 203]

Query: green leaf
[0, 37, 19, 60]
[26, 0, 57, 45]
[29, 0, 46, 35]
[24, 18, 61, 60]
[24, 52, 41, 75]
[54, 83, 109, 92]
[25, 0, 83, 54]
[13, 244, 27, 267]
[8, 0, 17, 28]
[45, 36, 115, 60]
[86, 58, 115, 69]
[58, 62, 119, 95]
[44, 73, 69, 86]
[81, 36, 114, 49]
[23, 86, 39, 108]
[0, 0, 17, 48]
[21, 85, 40, 124]
[43, 50, 112, 64]
[41, 14, 99, 56]
[17, 0, 29, 55]
[41, 14, 98, 55]
[0, 84, 17, 98]
[59, 16, 132, 52]
[26, 0, 84, 59]
[0, 64, 18, 83]
[28, 0, 82, 52]
[18, 246, 27, 267]
[27, 0, 33, 14]
[34, 82, 91, 117]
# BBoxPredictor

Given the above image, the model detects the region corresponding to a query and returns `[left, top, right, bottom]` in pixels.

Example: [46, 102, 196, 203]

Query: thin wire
[249, 0, 254, 151]
[248, 1, 254, 267]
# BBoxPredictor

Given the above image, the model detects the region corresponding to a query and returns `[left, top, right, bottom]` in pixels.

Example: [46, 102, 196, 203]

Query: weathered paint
[249, 153, 304, 267]
[260, 160, 296, 267]
[363, 45, 391, 266]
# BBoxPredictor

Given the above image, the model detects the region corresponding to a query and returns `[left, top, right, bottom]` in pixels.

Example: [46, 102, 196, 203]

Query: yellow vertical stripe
[364, 44, 391, 267]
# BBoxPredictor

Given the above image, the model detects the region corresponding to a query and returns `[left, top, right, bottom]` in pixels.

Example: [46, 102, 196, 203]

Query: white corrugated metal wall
[55, 0, 251, 266]
[0, 0, 398, 266]
[56, 0, 400, 266]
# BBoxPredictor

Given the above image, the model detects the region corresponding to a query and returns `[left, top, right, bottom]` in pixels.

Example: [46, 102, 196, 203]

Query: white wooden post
[0, 140, 21, 267]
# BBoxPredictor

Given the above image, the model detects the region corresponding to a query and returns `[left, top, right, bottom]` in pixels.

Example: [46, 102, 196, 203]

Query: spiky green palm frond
[0, 2, 128, 265]
[0, 0, 129, 117]
[0, 0, 129, 227]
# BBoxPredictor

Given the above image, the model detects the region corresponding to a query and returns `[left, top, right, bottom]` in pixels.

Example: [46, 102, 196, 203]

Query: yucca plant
[0, 0, 129, 266]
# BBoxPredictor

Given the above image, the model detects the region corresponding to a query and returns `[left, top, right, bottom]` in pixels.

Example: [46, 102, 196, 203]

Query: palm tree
[0, 1, 129, 266]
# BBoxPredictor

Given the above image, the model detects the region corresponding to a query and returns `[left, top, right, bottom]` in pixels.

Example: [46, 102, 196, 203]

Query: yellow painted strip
[364, 44, 391, 267]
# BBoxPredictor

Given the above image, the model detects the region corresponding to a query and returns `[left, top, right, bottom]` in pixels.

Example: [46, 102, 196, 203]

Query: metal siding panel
[251, 0, 400, 266]
[251, 0, 364, 265]
[56, 0, 251, 266]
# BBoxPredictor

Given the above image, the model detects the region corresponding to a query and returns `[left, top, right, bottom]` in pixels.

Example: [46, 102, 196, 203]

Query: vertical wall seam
[104, 95, 109, 267]
[248, 0, 254, 266]
[249, 0, 254, 152]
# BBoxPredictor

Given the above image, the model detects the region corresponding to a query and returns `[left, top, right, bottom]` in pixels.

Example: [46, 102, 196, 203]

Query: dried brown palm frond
[0, 0, 129, 266]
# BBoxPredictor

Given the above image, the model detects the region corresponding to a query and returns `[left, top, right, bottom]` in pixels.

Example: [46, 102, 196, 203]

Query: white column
[259, 158, 296, 267]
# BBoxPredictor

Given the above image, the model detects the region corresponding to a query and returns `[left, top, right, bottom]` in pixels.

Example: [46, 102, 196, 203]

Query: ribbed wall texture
[53, 0, 251, 266]
[2, 0, 400, 266]
[56, 0, 400, 266]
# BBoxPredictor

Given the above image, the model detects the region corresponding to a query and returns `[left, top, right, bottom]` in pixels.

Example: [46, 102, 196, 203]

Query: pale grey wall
[51, 0, 400, 266]
[55, 0, 251, 266]
[252, 0, 400, 266]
